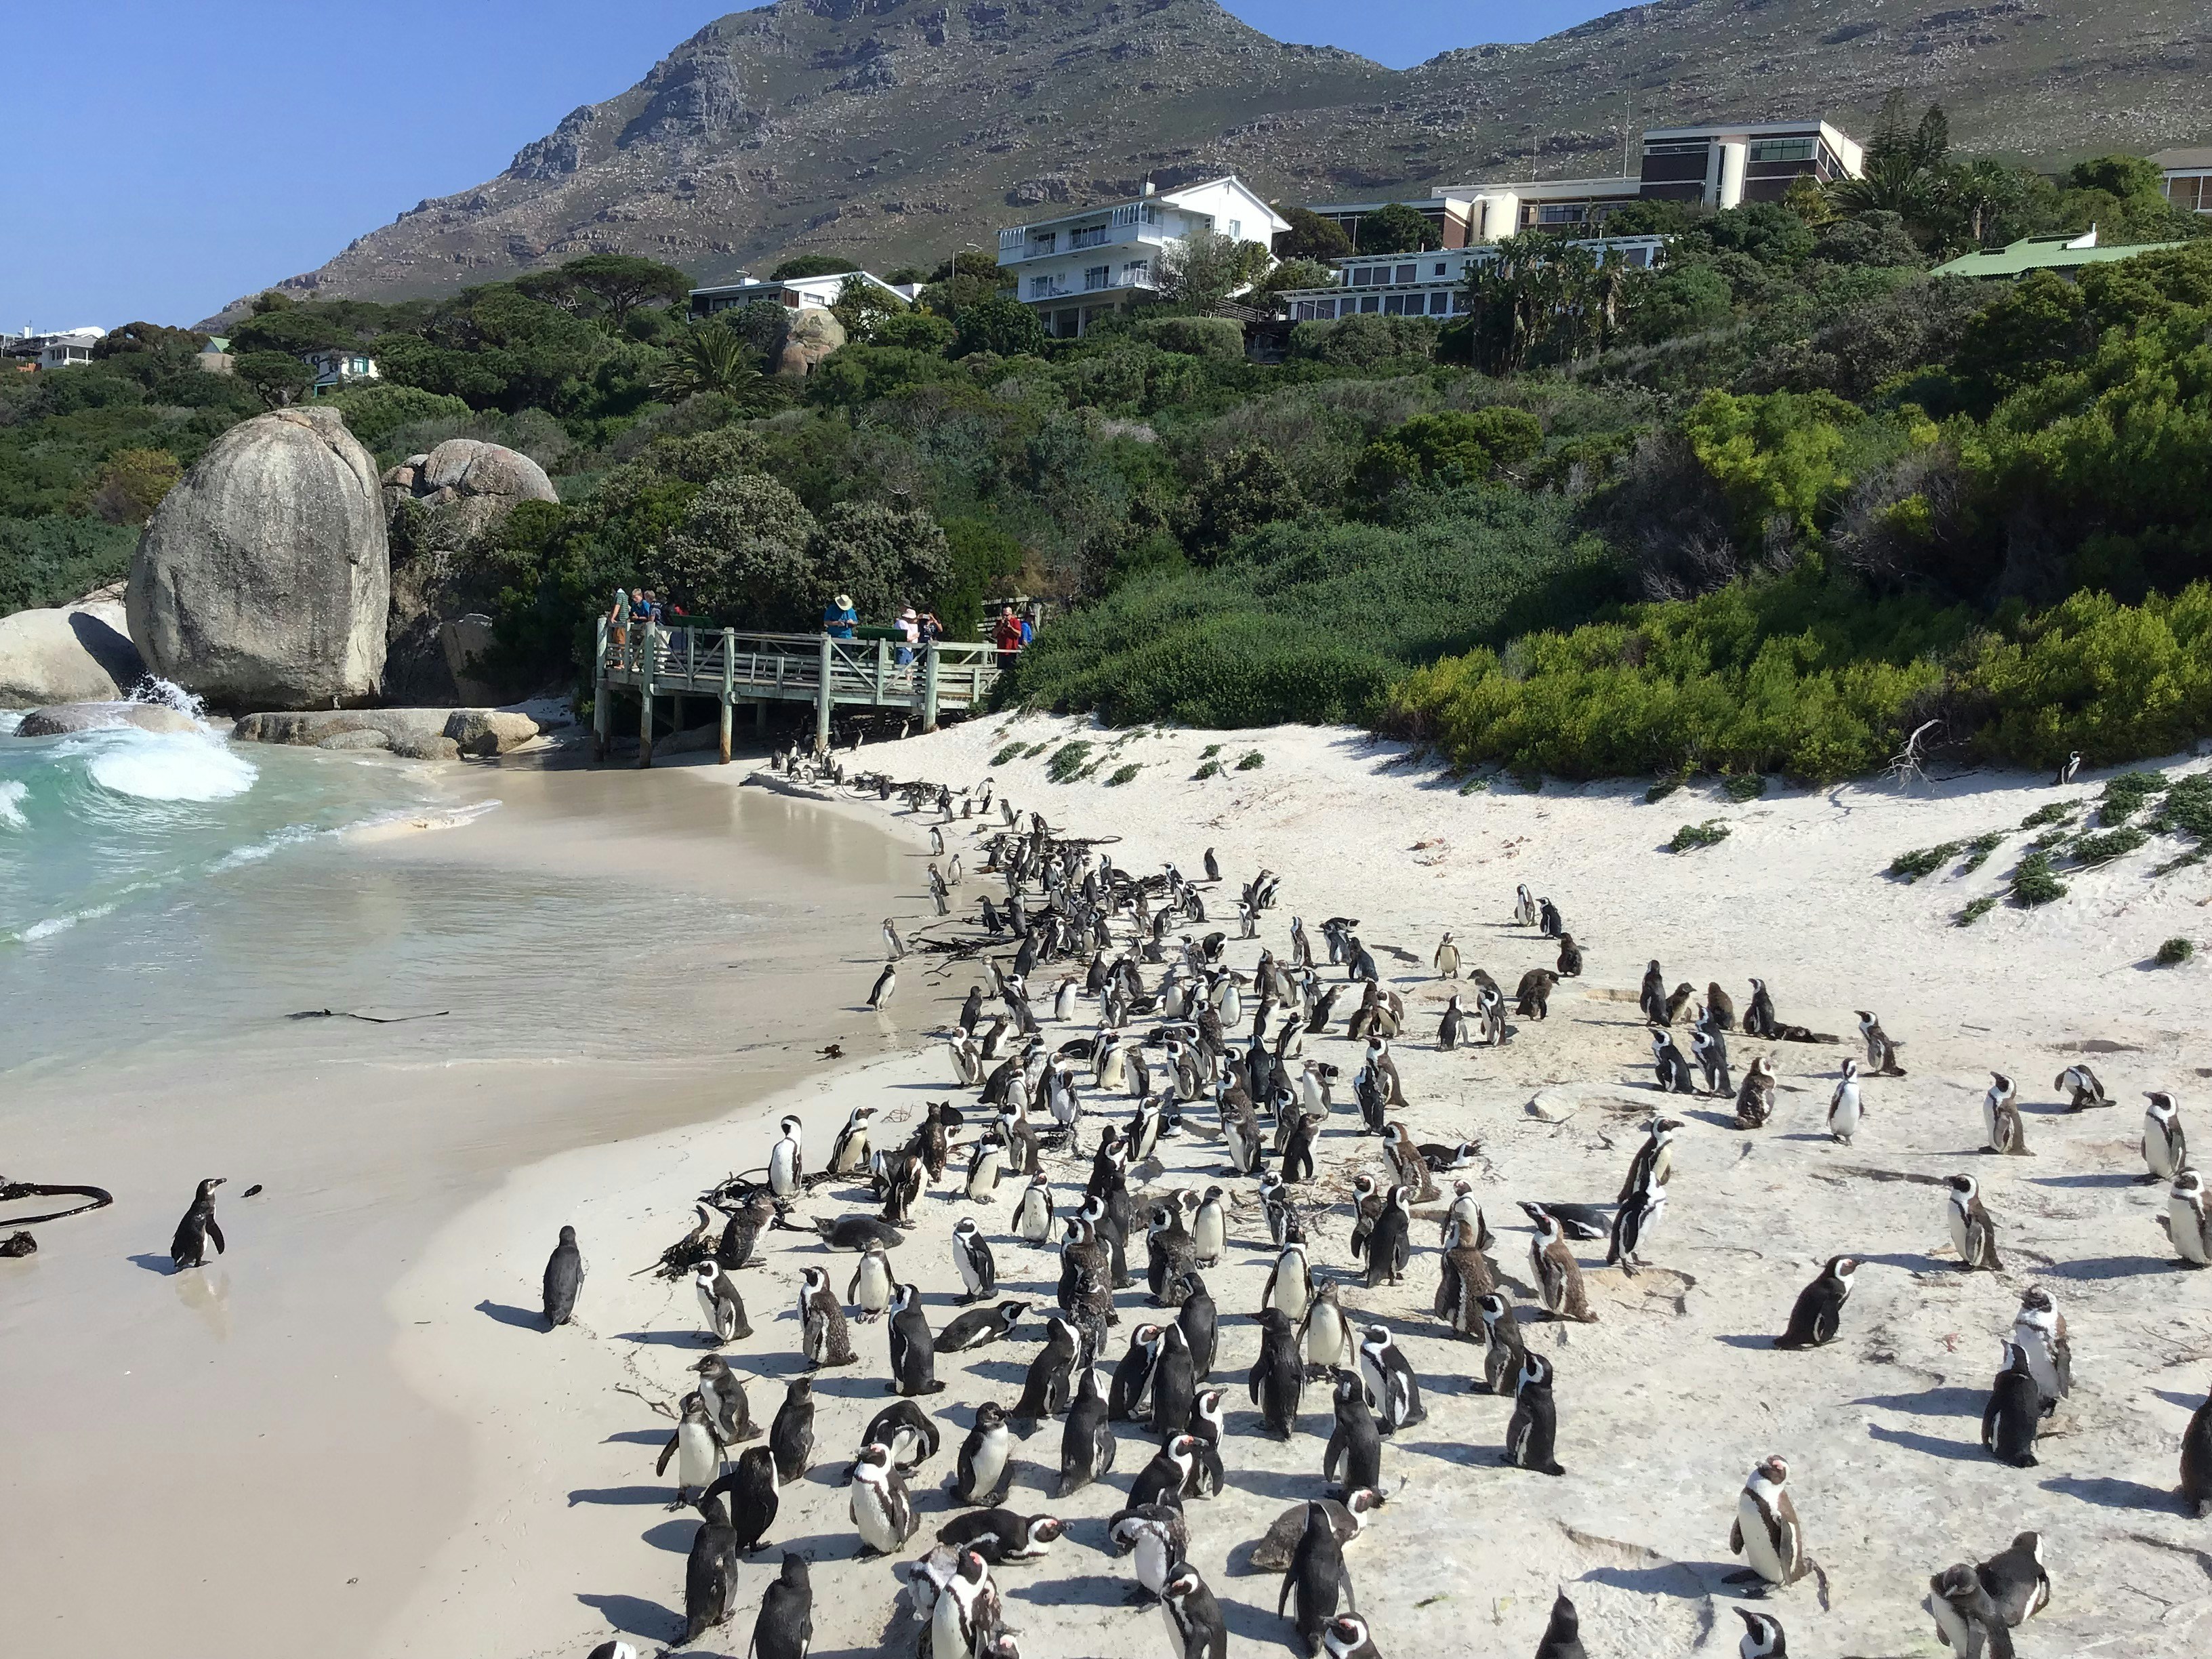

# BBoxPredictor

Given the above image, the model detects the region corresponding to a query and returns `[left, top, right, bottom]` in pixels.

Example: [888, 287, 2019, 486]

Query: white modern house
[2152, 147, 2212, 215]
[1272, 235, 1670, 323]
[689, 270, 918, 319]
[997, 176, 1291, 338]
[7, 325, 106, 369]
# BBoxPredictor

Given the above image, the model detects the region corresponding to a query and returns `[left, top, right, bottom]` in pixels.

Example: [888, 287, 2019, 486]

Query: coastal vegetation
[6, 106, 2211, 785]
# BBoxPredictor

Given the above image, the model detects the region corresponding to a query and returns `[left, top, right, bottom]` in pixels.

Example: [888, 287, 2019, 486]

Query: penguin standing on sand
[1012, 1172, 1056, 1246]
[1538, 897, 1563, 938]
[867, 961, 897, 1010]
[1927, 1563, 2011, 1657]
[2168, 1168, 2212, 1265]
[769, 1378, 814, 1483]
[2054, 1064, 2109, 1110]
[1639, 960, 1668, 1025]
[1984, 1072, 2029, 1155]
[2055, 750, 2083, 785]
[1357, 1324, 1423, 1433]
[1946, 1174, 2003, 1271]
[768, 1115, 804, 1200]
[677, 1490, 740, 1645]
[954, 1217, 998, 1303]
[693, 1355, 759, 1447]
[1727, 1455, 1807, 1591]
[1164, 1561, 1230, 1659]
[1434, 932, 1460, 979]
[1280, 1500, 1355, 1659]
[1513, 884, 1538, 928]
[657, 1395, 726, 1507]
[1736, 1056, 1777, 1128]
[1179, 1271, 1218, 1380]
[1650, 1030, 1696, 1094]
[1608, 1175, 1667, 1275]
[2145, 1090, 2188, 1181]
[1983, 1339, 2044, 1467]
[1691, 1021, 1732, 1096]
[1735, 1610, 1787, 1657]
[829, 1105, 877, 1174]
[2011, 1285, 2071, 1410]
[862, 1398, 941, 1477]
[169, 1177, 226, 1271]
[710, 1443, 782, 1552]
[750, 1553, 813, 1659]
[1475, 1292, 1530, 1397]
[1301, 1280, 1354, 1376]
[1191, 1186, 1227, 1267]
[846, 1243, 899, 1323]
[1776, 1256, 1856, 1349]
[1249, 1307, 1305, 1438]
[1534, 1592, 1587, 1659]
[694, 1261, 752, 1344]
[849, 1443, 919, 1557]
[1827, 1059, 1864, 1145]
[2186, 1382, 2212, 1516]
[1504, 1351, 1565, 1475]
[953, 1401, 1014, 1507]
[1978, 1530, 2050, 1629]
[1523, 1204, 1595, 1323]
[1058, 1366, 1116, 1497]
[798, 1266, 858, 1367]
[542, 1223, 583, 1328]
[887, 1282, 945, 1395]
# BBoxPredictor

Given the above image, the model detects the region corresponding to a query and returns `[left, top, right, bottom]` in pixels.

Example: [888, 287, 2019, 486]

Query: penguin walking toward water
[1946, 1174, 2003, 1271]
[867, 961, 897, 1009]
[541, 1223, 583, 1328]
[768, 1115, 804, 1200]
[1776, 1256, 1856, 1349]
[954, 1217, 998, 1303]
[1827, 1059, 1864, 1145]
[694, 1261, 752, 1344]
[750, 1553, 813, 1659]
[1983, 1340, 2044, 1467]
[887, 1283, 945, 1395]
[1984, 1072, 2029, 1155]
[1503, 1351, 1565, 1475]
[169, 1177, 226, 1271]
[2144, 1090, 2188, 1181]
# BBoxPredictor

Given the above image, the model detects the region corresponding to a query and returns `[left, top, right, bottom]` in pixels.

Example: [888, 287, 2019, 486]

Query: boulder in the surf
[14, 701, 199, 737]
[0, 605, 146, 708]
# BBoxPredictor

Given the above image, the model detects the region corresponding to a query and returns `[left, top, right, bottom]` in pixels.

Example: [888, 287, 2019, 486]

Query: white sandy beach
[367, 714, 2212, 1658]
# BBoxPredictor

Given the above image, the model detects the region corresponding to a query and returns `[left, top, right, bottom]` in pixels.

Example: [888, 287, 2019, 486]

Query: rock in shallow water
[0, 606, 146, 708]
[14, 701, 200, 737]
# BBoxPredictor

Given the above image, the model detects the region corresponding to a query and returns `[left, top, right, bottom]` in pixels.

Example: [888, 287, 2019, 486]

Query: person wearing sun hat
[822, 592, 858, 640]
[894, 605, 920, 670]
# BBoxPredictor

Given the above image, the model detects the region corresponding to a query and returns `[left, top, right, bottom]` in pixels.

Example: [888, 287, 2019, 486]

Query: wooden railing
[593, 617, 1002, 764]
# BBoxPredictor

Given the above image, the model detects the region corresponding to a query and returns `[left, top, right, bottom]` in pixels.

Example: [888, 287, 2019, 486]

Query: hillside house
[997, 176, 1291, 339]
[5, 326, 106, 369]
[1930, 226, 2191, 280]
[1271, 235, 1668, 323]
[689, 271, 919, 319]
[304, 348, 380, 394]
[2152, 148, 2212, 216]
[1399, 118, 1862, 241]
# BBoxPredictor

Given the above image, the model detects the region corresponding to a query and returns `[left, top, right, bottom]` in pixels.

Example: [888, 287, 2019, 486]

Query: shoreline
[378, 712, 2212, 1657]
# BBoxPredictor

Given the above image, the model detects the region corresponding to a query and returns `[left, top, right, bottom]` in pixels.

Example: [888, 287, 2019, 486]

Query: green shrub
[2020, 801, 2075, 829]
[1670, 819, 1731, 851]
[1106, 762, 1141, 785]
[0, 515, 138, 614]
[2071, 827, 2148, 865]
[1046, 741, 1094, 782]
[2148, 773, 2212, 842]
[2158, 936, 2196, 965]
[1645, 779, 1681, 803]
[1888, 842, 1963, 881]
[1723, 774, 1768, 802]
[1458, 775, 1489, 795]
[1235, 750, 1265, 771]
[2097, 771, 2169, 825]
[1201, 743, 1223, 758]
[1193, 760, 1222, 779]
[1130, 316, 1246, 363]
[2009, 848, 2070, 906]
[990, 743, 1024, 766]
[1958, 895, 1998, 926]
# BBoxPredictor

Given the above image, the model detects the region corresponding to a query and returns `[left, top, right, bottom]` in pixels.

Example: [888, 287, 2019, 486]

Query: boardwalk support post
[922, 643, 941, 733]
[592, 617, 610, 762]
[815, 633, 833, 754]
[718, 628, 735, 764]
[638, 619, 656, 769]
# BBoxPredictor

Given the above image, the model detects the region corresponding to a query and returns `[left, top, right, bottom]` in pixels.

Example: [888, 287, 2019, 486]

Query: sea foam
[85, 733, 258, 803]
[0, 779, 26, 827]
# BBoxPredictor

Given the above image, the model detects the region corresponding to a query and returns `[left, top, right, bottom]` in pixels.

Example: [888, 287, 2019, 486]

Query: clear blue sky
[4, 0, 1610, 331]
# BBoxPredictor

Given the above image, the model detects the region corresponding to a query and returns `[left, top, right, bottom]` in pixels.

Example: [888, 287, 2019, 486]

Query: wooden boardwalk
[592, 617, 1002, 764]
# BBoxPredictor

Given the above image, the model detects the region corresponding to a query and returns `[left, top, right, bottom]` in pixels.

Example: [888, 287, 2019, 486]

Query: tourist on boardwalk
[994, 603, 1025, 669]
[823, 592, 858, 640]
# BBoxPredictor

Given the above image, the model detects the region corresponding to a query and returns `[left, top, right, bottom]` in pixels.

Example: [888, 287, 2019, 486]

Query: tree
[1355, 203, 1439, 255]
[1248, 258, 1338, 311]
[87, 448, 182, 525]
[1154, 229, 1272, 310]
[1829, 94, 1951, 241]
[653, 325, 770, 405]
[518, 253, 691, 323]
[810, 500, 954, 621]
[1183, 445, 1304, 562]
[653, 472, 820, 623]
[1273, 206, 1351, 262]
[91, 322, 207, 361]
[234, 351, 312, 408]
[831, 274, 909, 343]
[771, 254, 855, 281]
[953, 295, 1045, 359]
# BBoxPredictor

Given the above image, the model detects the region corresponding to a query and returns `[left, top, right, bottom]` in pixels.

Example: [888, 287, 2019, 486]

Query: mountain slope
[258, 0, 2210, 308]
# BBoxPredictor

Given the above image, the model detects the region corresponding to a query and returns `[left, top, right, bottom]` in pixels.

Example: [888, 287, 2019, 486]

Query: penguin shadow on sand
[573, 1591, 680, 1643]
[474, 1297, 554, 1331]
[2040, 1472, 2186, 1512]
[617, 1326, 722, 1348]
[1849, 1382, 1986, 1418]
[2033, 1170, 2148, 1189]
[1219, 1459, 1322, 1501]
[2046, 1252, 2179, 1282]
[638, 1515, 701, 1555]
[1865, 1422, 1988, 1462]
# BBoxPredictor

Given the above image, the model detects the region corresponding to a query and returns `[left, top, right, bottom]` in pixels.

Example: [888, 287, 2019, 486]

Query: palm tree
[655, 325, 769, 405]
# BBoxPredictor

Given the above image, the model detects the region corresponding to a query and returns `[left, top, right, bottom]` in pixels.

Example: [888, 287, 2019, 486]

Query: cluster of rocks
[232, 707, 545, 760]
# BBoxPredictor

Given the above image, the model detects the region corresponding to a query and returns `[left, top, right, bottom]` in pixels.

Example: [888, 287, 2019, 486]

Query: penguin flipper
[657, 1432, 679, 1477]
[206, 1218, 225, 1254]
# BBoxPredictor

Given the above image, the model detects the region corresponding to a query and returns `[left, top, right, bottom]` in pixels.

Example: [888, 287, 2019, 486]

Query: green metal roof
[1931, 233, 2190, 279]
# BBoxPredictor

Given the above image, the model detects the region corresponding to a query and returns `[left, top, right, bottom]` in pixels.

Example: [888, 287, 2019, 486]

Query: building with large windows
[996, 176, 1289, 338]
[1271, 236, 1668, 323]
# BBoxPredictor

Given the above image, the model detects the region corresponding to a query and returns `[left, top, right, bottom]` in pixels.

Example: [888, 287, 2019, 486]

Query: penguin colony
[441, 760, 2212, 1657]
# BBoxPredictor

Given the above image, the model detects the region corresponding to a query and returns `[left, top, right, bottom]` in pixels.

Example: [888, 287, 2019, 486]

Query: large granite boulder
[127, 407, 388, 708]
[0, 602, 146, 707]
[381, 438, 556, 546]
[775, 308, 847, 378]
[232, 705, 546, 760]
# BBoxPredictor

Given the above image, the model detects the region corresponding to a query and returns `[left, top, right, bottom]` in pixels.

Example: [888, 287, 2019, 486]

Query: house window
[1227, 219, 1242, 239]
[1029, 276, 1052, 299]
[1747, 138, 1816, 164]
[1359, 295, 1380, 313]
[1451, 293, 1470, 313]
[1029, 231, 1057, 253]
[1122, 260, 1150, 284]
[1395, 263, 1416, 284]
[1071, 224, 1109, 249]
[1084, 264, 1111, 291]
[1538, 205, 1588, 225]
[1428, 293, 1450, 315]
[1433, 262, 1448, 276]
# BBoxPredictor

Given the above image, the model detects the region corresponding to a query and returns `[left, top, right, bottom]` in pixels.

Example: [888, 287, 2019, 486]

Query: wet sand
[0, 747, 940, 1658]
